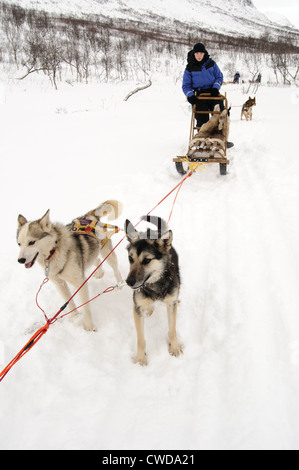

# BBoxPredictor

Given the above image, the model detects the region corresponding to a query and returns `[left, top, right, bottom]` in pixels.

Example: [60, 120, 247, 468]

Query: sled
[174, 93, 230, 176]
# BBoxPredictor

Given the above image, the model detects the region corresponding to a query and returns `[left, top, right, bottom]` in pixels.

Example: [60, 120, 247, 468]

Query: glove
[187, 95, 197, 105]
[210, 88, 219, 97]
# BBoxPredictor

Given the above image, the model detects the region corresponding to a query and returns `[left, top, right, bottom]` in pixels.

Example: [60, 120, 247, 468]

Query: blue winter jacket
[182, 57, 223, 98]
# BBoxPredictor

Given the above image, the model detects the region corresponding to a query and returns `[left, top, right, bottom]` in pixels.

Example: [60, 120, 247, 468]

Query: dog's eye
[142, 258, 152, 265]
[128, 256, 134, 264]
[28, 240, 36, 246]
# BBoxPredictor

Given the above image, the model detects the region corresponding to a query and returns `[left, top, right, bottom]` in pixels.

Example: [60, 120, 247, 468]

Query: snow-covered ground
[0, 74, 299, 450]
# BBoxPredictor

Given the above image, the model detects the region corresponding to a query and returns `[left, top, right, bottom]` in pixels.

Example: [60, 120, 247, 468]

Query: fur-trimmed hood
[186, 50, 214, 72]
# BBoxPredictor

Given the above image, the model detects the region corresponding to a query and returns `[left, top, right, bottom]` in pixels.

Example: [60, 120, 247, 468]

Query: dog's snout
[18, 258, 26, 264]
[126, 276, 136, 287]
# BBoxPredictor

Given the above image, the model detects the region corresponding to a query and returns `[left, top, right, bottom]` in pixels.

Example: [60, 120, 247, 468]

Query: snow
[2, 0, 297, 37]
[0, 73, 299, 450]
[263, 11, 294, 28]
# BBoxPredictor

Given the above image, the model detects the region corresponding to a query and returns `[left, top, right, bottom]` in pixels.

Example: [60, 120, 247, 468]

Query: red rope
[55, 285, 117, 321]
[35, 277, 50, 322]
[147, 170, 193, 217]
[0, 284, 118, 383]
[167, 178, 186, 225]
[0, 324, 49, 382]
[0, 169, 196, 383]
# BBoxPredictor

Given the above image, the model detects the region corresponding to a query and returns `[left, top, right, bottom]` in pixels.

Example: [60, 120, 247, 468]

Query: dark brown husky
[241, 96, 256, 121]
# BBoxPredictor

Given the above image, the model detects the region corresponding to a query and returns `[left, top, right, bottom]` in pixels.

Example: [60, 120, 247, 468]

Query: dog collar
[46, 247, 57, 261]
[44, 247, 57, 278]
[141, 284, 169, 300]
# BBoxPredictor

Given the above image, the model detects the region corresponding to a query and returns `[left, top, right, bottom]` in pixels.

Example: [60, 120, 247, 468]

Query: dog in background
[241, 96, 256, 120]
[17, 200, 122, 331]
[125, 215, 182, 366]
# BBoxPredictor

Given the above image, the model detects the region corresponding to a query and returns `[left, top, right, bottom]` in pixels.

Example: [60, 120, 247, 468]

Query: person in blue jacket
[233, 72, 240, 84]
[182, 42, 224, 128]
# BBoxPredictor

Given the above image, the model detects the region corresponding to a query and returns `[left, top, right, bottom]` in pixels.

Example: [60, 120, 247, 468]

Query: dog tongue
[24, 252, 38, 269]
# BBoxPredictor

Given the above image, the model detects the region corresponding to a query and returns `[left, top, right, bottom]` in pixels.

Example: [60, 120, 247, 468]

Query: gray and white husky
[17, 200, 122, 331]
[125, 216, 182, 365]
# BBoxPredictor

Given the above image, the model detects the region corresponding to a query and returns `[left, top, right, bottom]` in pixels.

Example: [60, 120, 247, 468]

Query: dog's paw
[169, 343, 183, 358]
[84, 322, 97, 332]
[93, 268, 104, 279]
[133, 354, 148, 366]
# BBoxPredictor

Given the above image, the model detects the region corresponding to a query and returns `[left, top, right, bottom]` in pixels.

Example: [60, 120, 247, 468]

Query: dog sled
[174, 93, 230, 176]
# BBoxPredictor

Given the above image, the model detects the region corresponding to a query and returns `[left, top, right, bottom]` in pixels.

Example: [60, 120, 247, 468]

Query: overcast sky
[253, 0, 299, 28]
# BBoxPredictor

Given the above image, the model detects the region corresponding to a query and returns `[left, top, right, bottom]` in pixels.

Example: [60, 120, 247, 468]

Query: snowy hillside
[263, 11, 294, 28]
[0, 71, 299, 449]
[2, 0, 299, 38]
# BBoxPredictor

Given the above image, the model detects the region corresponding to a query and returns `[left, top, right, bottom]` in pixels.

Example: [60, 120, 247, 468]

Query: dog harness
[71, 218, 120, 247]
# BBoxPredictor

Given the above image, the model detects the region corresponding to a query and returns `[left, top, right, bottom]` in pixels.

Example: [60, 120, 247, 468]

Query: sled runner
[174, 93, 230, 176]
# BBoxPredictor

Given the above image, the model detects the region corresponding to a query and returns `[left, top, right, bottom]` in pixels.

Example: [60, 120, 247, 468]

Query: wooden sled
[174, 93, 230, 176]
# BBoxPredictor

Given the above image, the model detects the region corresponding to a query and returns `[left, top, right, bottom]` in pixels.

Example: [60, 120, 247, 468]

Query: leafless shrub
[270, 53, 299, 85]
[20, 29, 63, 89]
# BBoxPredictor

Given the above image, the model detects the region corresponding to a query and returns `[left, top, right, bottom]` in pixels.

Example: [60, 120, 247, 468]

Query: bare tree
[100, 29, 112, 81]
[115, 40, 128, 81]
[81, 36, 92, 83]
[21, 29, 47, 76]
[271, 53, 299, 86]
[2, 19, 22, 66]
[20, 29, 62, 89]
[43, 32, 63, 89]
[247, 53, 262, 82]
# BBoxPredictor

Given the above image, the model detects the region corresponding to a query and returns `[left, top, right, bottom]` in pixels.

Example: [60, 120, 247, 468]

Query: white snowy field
[0, 75, 299, 450]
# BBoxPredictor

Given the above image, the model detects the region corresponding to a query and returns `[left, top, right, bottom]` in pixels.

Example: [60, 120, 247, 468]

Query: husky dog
[241, 96, 256, 120]
[125, 216, 182, 365]
[17, 200, 122, 331]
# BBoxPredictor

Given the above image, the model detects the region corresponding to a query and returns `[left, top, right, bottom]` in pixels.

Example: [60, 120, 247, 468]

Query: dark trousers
[194, 88, 224, 127]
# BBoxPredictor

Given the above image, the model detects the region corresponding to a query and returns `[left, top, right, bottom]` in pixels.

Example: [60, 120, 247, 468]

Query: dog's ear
[124, 219, 139, 242]
[39, 209, 51, 232]
[155, 230, 173, 253]
[18, 214, 27, 228]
